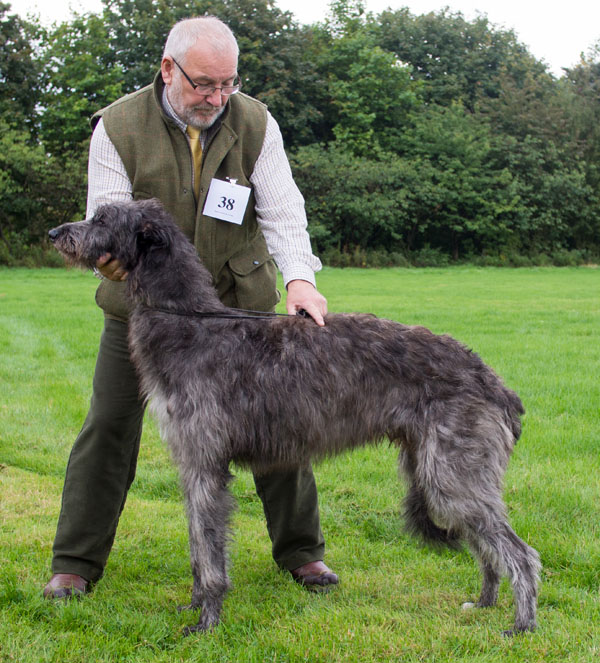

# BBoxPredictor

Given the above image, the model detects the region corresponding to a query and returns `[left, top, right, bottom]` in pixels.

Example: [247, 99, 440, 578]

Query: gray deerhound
[49, 199, 540, 635]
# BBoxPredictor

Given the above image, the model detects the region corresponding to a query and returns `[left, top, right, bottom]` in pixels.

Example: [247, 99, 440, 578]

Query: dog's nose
[48, 228, 60, 242]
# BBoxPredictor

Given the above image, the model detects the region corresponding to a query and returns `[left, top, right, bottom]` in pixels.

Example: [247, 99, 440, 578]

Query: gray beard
[166, 80, 226, 130]
[183, 104, 226, 130]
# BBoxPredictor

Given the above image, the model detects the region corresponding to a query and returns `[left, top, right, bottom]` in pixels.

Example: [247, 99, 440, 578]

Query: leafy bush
[0, 233, 64, 267]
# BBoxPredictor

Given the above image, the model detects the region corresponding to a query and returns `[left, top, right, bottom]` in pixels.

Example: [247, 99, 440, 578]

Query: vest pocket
[227, 240, 281, 312]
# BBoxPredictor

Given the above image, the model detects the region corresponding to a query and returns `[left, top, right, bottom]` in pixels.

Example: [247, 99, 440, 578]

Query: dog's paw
[183, 623, 214, 636]
[182, 614, 220, 635]
[503, 621, 536, 637]
[461, 601, 476, 610]
[183, 624, 207, 636]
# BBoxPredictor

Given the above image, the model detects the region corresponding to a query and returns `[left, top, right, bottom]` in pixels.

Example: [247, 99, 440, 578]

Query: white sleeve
[250, 112, 322, 287]
[86, 117, 133, 218]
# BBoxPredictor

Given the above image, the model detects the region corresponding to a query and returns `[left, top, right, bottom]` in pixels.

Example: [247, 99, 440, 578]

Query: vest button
[253, 260, 259, 265]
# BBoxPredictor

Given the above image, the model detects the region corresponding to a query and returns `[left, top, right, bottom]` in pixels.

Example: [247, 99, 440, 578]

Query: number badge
[203, 178, 251, 225]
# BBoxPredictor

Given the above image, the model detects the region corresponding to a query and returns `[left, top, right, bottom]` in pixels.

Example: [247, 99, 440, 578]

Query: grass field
[0, 265, 599, 662]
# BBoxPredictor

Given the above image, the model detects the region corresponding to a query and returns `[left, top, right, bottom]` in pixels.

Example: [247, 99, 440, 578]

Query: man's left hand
[286, 279, 327, 327]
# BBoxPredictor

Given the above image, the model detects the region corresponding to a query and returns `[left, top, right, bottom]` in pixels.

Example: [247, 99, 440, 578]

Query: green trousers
[51, 318, 325, 582]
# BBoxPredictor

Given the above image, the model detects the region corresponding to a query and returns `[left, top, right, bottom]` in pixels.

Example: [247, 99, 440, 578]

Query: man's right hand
[96, 254, 128, 281]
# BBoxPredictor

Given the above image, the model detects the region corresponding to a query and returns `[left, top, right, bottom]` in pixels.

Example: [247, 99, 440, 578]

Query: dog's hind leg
[179, 465, 235, 634]
[475, 561, 501, 608]
[465, 519, 540, 635]
[414, 424, 539, 634]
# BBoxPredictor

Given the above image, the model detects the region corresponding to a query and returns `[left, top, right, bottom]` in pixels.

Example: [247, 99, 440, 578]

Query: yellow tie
[186, 125, 203, 197]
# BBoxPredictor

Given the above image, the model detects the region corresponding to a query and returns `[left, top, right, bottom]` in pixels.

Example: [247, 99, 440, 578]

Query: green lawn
[1, 266, 599, 662]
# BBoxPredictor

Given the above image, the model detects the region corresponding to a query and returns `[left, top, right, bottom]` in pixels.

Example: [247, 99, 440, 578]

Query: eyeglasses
[172, 58, 241, 96]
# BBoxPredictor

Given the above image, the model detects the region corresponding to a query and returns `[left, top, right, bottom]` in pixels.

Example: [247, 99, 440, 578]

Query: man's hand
[286, 279, 327, 327]
[96, 254, 128, 281]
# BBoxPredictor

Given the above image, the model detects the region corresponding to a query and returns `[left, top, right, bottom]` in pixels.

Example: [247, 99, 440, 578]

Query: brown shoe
[43, 573, 89, 600]
[290, 561, 339, 591]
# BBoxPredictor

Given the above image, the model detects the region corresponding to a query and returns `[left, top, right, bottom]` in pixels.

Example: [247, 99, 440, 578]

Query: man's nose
[205, 89, 224, 106]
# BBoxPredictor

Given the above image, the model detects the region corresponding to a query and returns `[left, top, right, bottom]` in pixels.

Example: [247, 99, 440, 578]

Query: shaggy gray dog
[49, 199, 540, 635]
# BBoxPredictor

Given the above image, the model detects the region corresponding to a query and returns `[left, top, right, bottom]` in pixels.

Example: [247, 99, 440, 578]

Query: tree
[103, 0, 193, 90]
[563, 44, 600, 189]
[0, 2, 42, 128]
[212, 0, 327, 147]
[402, 103, 522, 258]
[308, 0, 420, 156]
[0, 120, 85, 250]
[375, 7, 547, 110]
[324, 31, 419, 156]
[290, 144, 442, 255]
[38, 13, 124, 157]
[488, 134, 599, 253]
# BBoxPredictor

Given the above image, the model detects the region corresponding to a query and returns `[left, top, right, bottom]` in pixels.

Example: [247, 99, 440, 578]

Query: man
[44, 16, 338, 600]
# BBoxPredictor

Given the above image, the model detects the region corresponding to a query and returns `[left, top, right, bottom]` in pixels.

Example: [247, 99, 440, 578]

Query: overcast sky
[8, 0, 600, 77]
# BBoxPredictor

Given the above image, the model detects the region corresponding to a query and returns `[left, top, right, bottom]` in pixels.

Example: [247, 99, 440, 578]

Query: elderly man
[44, 16, 338, 599]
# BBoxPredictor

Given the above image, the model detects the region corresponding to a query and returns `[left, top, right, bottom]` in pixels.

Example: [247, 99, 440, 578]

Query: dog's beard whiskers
[54, 233, 78, 257]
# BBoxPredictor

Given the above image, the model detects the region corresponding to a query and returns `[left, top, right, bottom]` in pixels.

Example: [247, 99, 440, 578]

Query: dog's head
[49, 199, 175, 272]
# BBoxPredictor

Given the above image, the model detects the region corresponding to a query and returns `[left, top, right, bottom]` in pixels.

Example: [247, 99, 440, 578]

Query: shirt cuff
[280, 264, 318, 288]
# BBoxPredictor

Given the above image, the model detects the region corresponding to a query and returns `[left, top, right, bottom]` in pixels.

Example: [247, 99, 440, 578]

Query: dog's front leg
[179, 465, 234, 634]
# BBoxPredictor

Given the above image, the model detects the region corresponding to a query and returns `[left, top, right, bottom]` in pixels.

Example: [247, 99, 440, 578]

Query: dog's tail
[402, 486, 462, 550]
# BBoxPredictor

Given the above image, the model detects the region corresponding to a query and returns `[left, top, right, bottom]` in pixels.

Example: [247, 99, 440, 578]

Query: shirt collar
[161, 85, 186, 131]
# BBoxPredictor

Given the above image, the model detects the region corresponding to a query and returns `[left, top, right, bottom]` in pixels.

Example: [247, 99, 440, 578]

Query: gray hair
[162, 16, 239, 63]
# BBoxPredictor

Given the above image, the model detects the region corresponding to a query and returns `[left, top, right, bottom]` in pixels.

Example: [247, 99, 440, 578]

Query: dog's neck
[127, 244, 226, 314]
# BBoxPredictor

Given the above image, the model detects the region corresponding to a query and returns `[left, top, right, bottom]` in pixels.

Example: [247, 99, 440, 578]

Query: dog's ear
[136, 220, 172, 253]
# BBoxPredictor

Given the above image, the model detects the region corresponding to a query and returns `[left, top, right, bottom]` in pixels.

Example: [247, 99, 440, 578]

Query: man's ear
[161, 57, 175, 86]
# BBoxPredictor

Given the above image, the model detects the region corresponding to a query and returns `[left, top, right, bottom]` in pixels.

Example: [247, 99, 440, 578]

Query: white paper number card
[203, 178, 251, 225]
